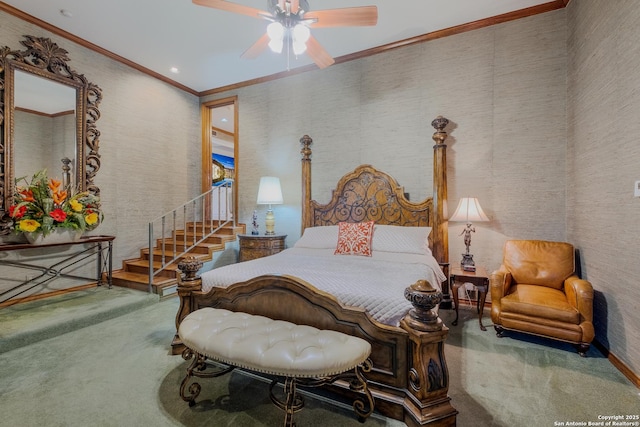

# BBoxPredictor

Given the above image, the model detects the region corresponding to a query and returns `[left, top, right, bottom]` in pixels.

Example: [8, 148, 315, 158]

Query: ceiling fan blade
[290, 0, 300, 14]
[241, 34, 270, 59]
[192, 0, 265, 19]
[306, 6, 378, 28]
[305, 35, 335, 69]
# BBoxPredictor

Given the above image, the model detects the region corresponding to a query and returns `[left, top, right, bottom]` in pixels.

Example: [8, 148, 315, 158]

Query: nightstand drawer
[237, 234, 287, 262]
[241, 239, 284, 250]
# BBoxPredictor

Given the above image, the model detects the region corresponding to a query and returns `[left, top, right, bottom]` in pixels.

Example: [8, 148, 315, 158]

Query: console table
[0, 235, 115, 305]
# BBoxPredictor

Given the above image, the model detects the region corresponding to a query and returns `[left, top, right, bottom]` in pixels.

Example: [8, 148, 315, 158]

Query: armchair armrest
[564, 275, 594, 322]
[490, 266, 512, 300]
[490, 266, 512, 323]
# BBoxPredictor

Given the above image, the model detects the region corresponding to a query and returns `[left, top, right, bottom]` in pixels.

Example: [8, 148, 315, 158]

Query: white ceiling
[2, 0, 555, 93]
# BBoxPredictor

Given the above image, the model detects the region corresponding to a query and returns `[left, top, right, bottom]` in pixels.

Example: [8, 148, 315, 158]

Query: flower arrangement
[9, 170, 102, 237]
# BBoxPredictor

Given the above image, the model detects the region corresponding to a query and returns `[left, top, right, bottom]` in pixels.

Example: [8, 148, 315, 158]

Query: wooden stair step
[113, 222, 245, 296]
[111, 271, 175, 286]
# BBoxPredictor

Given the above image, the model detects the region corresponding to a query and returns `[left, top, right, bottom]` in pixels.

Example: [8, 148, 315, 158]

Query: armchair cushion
[500, 284, 580, 324]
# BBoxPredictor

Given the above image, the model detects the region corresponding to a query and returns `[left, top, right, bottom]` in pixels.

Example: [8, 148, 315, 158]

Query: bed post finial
[431, 116, 450, 307]
[431, 116, 449, 144]
[300, 135, 313, 233]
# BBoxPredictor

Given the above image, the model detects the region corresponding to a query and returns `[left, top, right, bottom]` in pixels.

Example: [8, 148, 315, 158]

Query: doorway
[201, 97, 238, 221]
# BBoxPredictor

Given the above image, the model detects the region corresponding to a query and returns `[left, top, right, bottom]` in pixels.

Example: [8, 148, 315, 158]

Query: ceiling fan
[193, 0, 378, 69]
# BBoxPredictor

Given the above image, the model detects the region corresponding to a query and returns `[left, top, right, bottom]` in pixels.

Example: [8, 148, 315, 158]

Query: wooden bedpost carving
[300, 135, 313, 233]
[401, 280, 457, 426]
[171, 256, 204, 355]
[431, 116, 449, 266]
[431, 116, 451, 310]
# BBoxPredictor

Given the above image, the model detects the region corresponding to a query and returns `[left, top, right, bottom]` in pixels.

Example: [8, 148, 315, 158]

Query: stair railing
[148, 181, 234, 292]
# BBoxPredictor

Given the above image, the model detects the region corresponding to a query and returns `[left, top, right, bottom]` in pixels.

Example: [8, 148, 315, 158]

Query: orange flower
[9, 205, 26, 218]
[19, 189, 35, 202]
[48, 178, 62, 192]
[49, 208, 67, 222]
[53, 190, 67, 205]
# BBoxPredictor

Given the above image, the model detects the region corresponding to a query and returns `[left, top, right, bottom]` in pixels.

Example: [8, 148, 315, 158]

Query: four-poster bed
[172, 116, 455, 426]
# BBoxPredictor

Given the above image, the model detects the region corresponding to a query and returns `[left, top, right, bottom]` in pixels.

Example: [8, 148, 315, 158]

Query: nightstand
[450, 266, 489, 331]
[238, 234, 287, 262]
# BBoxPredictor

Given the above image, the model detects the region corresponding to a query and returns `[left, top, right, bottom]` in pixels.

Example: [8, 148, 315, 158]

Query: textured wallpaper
[566, 0, 640, 376]
[204, 10, 568, 279]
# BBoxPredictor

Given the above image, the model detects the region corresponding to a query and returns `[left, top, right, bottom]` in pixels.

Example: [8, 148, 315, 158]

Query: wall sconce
[256, 176, 283, 235]
[449, 197, 489, 272]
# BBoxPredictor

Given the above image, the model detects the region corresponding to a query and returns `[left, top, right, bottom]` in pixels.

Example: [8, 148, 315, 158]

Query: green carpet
[0, 289, 637, 426]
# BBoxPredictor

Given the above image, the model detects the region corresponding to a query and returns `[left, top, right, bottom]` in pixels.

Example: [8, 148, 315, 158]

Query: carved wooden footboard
[173, 259, 456, 426]
[171, 116, 456, 426]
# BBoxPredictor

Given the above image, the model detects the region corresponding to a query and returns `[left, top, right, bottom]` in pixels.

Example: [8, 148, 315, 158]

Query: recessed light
[59, 9, 73, 18]
[170, 67, 180, 74]
[221, 118, 228, 123]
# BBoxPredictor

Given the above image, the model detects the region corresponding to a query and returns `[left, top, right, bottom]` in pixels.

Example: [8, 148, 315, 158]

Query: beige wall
[204, 10, 568, 281]
[1, 11, 201, 295]
[567, 0, 640, 375]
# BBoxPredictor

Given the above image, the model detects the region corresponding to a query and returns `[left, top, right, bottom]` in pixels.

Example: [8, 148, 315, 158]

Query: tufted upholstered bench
[177, 307, 375, 426]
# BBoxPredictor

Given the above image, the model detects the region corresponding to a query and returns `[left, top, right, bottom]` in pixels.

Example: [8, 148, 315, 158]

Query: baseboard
[593, 340, 640, 389]
[0, 283, 98, 308]
[451, 300, 640, 389]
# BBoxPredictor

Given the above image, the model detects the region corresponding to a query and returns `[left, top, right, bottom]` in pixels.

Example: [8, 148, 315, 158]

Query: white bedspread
[201, 247, 446, 327]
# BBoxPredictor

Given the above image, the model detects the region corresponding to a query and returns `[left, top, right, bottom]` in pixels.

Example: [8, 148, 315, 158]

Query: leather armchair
[490, 240, 594, 356]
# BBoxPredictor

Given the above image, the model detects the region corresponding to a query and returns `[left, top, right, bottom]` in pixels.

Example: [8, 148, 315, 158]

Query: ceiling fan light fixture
[292, 40, 307, 55]
[268, 38, 284, 53]
[292, 24, 310, 43]
[267, 22, 285, 41]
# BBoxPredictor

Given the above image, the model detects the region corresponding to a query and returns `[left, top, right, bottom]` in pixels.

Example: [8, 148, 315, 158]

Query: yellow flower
[85, 212, 99, 226]
[19, 219, 40, 232]
[70, 199, 83, 212]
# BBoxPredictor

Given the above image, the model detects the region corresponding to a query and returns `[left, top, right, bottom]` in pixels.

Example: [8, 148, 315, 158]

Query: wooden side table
[238, 234, 287, 262]
[450, 266, 489, 331]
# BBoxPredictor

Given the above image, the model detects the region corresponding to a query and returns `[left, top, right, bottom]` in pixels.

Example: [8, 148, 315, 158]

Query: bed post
[171, 256, 204, 355]
[430, 116, 451, 309]
[300, 135, 313, 233]
[401, 279, 457, 426]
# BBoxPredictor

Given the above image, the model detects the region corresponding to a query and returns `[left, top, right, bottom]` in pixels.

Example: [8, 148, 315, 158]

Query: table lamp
[256, 176, 283, 235]
[449, 197, 489, 272]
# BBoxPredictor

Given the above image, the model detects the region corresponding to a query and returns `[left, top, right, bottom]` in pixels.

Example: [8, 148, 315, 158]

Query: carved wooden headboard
[299, 116, 451, 267]
[306, 164, 432, 227]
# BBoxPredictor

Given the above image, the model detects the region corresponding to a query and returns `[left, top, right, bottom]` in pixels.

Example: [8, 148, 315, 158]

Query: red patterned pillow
[334, 221, 375, 256]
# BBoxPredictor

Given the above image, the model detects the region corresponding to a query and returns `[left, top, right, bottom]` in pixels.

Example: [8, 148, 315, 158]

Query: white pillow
[293, 226, 339, 249]
[371, 225, 432, 255]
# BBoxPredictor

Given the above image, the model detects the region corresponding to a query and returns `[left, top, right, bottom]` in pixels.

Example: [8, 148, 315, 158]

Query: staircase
[111, 221, 245, 297]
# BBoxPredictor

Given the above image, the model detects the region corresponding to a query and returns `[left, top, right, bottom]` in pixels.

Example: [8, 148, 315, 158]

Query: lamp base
[460, 254, 476, 272]
[264, 208, 275, 235]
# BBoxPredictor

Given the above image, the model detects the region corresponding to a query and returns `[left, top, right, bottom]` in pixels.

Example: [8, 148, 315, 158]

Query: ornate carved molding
[0, 35, 103, 218]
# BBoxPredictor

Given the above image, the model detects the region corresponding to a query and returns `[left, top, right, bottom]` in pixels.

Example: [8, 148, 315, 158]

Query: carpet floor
[0, 288, 638, 427]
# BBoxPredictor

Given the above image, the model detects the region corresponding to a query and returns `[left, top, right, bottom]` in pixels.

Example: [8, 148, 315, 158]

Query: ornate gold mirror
[0, 35, 102, 230]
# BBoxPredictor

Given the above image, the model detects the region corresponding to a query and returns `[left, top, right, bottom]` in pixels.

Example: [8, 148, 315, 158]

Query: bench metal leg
[269, 378, 304, 427]
[269, 359, 375, 424]
[179, 348, 235, 406]
[351, 359, 375, 422]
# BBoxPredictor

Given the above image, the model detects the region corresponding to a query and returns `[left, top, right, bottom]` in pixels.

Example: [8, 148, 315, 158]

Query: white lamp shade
[449, 197, 489, 222]
[256, 177, 283, 205]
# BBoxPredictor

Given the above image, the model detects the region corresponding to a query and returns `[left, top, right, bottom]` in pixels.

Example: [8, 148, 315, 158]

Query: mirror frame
[0, 35, 102, 222]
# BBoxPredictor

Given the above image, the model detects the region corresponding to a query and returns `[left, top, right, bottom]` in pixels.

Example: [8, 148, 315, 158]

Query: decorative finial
[431, 116, 449, 146]
[177, 256, 203, 282]
[403, 280, 443, 332]
[300, 135, 313, 160]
